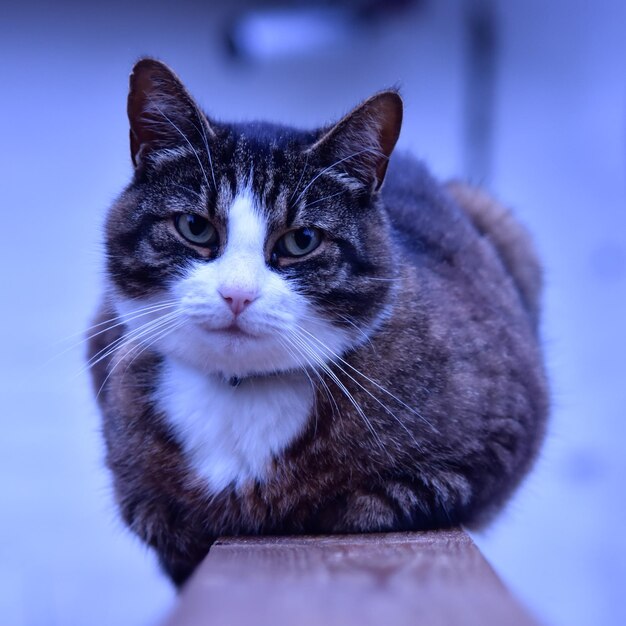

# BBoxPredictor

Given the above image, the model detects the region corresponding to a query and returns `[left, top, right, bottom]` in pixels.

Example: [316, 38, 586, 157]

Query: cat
[88, 58, 548, 587]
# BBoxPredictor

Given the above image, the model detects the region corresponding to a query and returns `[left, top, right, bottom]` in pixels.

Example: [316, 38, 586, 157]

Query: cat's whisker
[295, 347, 389, 459]
[303, 190, 345, 209]
[334, 314, 374, 348]
[275, 337, 324, 436]
[85, 309, 180, 368]
[285, 330, 390, 457]
[116, 319, 186, 394]
[118, 318, 187, 382]
[293, 147, 384, 207]
[94, 316, 184, 402]
[298, 309, 374, 349]
[60, 300, 179, 345]
[287, 330, 370, 422]
[291, 328, 418, 455]
[153, 104, 212, 192]
[46, 302, 180, 374]
[290, 150, 310, 203]
[170, 182, 204, 200]
[291, 327, 421, 444]
[285, 332, 356, 416]
[81, 302, 179, 345]
[295, 324, 437, 437]
[191, 112, 218, 191]
[277, 335, 340, 428]
[362, 276, 402, 283]
[283, 307, 374, 352]
[82, 310, 181, 377]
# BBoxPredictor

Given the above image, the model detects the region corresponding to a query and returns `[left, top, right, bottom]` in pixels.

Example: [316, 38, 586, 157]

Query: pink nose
[219, 287, 258, 316]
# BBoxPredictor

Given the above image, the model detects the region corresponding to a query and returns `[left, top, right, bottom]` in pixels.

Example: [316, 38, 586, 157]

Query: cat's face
[105, 60, 402, 378]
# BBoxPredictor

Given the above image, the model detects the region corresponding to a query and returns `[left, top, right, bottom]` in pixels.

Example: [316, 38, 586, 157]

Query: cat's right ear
[308, 91, 403, 192]
[127, 59, 214, 168]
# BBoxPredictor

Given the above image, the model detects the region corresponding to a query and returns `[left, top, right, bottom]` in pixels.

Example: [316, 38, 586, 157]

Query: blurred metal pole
[464, 0, 497, 183]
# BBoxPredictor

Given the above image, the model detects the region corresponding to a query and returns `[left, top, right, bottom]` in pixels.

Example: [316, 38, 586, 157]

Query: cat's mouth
[220, 325, 252, 337]
[199, 321, 256, 339]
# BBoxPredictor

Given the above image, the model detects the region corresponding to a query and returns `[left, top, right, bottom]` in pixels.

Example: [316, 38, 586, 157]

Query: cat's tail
[445, 180, 543, 330]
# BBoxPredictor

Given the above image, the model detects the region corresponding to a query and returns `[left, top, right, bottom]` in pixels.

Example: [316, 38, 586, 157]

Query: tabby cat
[88, 59, 548, 586]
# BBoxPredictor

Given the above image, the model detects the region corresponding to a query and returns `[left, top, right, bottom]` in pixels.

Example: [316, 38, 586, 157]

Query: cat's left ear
[127, 58, 214, 168]
[309, 91, 403, 192]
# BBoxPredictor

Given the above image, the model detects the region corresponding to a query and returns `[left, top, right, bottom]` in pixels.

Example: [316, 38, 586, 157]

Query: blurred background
[1, 0, 625, 624]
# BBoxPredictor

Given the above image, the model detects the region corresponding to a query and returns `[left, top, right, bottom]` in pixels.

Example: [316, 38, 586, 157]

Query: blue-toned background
[1, 1, 624, 624]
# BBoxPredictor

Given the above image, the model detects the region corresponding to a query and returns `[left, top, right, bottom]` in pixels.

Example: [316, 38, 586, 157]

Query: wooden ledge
[161, 529, 538, 626]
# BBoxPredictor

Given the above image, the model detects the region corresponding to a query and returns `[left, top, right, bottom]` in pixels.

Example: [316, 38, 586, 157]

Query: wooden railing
[160, 529, 538, 625]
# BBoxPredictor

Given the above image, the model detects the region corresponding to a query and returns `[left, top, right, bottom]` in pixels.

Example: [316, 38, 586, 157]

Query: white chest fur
[155, 358, 314, 493]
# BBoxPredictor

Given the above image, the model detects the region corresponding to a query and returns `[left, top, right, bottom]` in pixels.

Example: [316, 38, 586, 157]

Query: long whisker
[275, 337, 324, 437]
[83, 310, 180, 376]
[290, 150, 310, 203]
[293, 147, 383, 207]
[192, 113, 218, 191]
[170, 182, 204, 200]
[285, 330, 390, 457]
[118, 319, 187, 383]
[153, 104, 211, 191]
[296, 324, 437, 435]
[303, 189, 345, 208]
[292, 329, 423, 458]
[361, 277, 402, 283]
[46, 302, 179, 373]
[82, 302, 178, 345]
[94, 316, 184, 402]
[59, 300, 179, 345]
[283, 307, 373, 351]
[335, 313, 374, 348]
[277, 335, 340, 428]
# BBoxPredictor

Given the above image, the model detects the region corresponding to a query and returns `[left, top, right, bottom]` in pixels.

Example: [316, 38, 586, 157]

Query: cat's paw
[339, 490, 399, 532]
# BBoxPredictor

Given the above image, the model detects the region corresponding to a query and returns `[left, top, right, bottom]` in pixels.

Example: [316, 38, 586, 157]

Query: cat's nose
[219, 286, 258, 316]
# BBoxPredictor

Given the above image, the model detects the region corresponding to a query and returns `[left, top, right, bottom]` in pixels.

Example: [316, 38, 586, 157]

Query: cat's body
[89, 60, 548, 586]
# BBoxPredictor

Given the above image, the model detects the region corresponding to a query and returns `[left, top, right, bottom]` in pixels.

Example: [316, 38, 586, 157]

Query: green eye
[277, 227, 322, 258]
[175, 214, 218, 247]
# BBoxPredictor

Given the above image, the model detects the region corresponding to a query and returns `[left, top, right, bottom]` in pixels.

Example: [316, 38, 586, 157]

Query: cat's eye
[275, 227, 322, 258]
[175, 214, 218, 247]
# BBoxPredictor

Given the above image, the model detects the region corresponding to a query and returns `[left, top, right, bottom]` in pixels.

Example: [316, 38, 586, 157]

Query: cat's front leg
[118, 490, 213, 587]
[335, 479, 467, 533]
[158, 547, 207, 589]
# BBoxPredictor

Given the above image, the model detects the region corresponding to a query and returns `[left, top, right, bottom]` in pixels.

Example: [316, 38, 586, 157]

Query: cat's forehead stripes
[152, 128, 361, 235]
[204, 130, 331, 231]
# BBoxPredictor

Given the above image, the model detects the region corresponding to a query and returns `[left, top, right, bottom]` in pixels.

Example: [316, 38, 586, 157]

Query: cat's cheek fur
[114, 281, 354, 379]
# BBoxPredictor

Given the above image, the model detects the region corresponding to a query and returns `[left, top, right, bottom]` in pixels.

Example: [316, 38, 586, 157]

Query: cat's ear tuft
[310, 91, 403, 191]
[127, 58, 212, 167]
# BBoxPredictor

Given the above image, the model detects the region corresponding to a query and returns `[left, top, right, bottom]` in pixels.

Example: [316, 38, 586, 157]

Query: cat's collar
[222, 371, 284, 388]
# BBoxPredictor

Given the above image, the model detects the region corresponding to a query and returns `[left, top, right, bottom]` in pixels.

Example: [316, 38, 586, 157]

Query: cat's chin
[157, 322, 300, 378]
